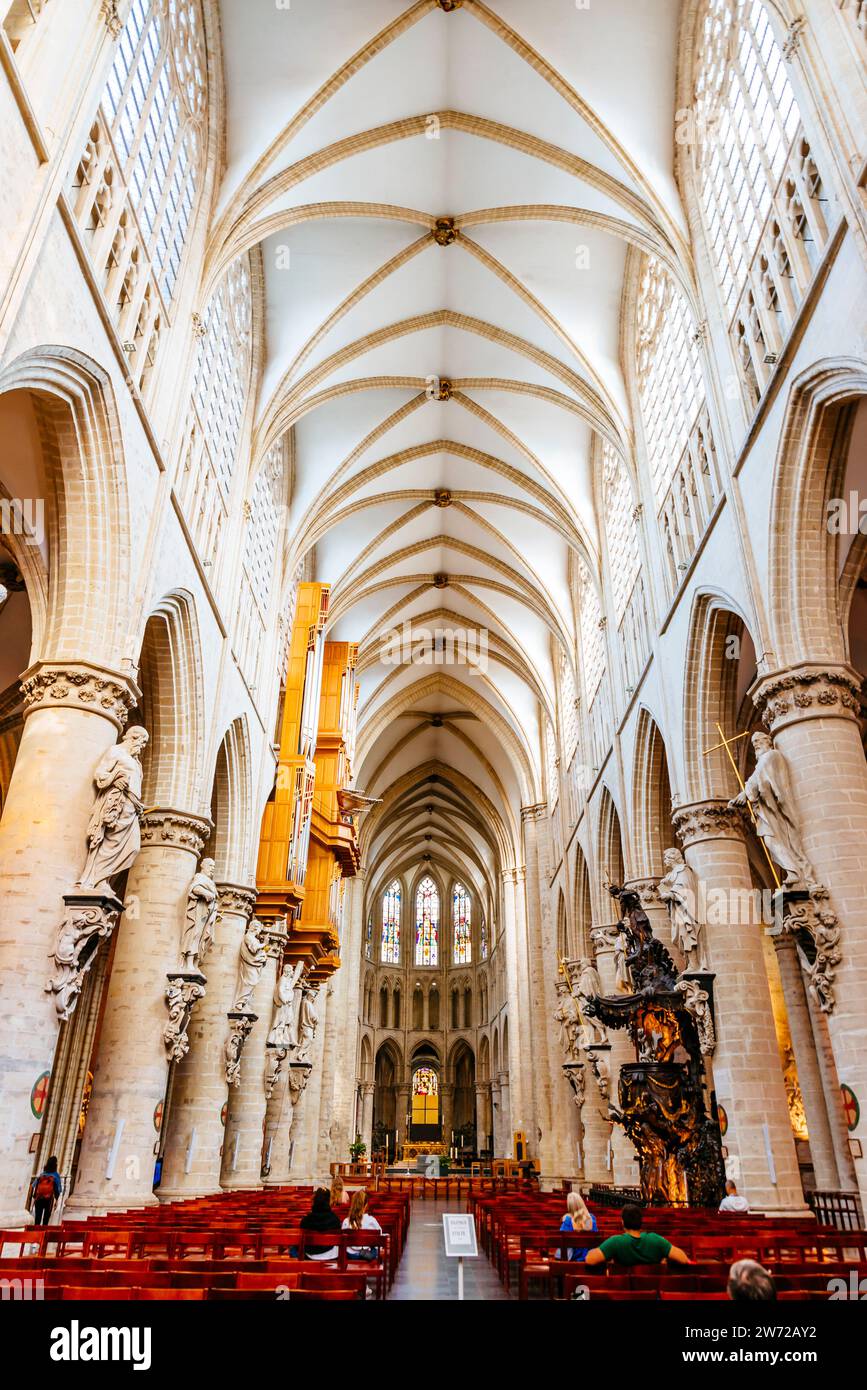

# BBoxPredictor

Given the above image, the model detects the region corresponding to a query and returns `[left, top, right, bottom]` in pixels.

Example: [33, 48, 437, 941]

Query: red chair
[61, 1286, 134, 1300]
[290, 1288, 363, 1301]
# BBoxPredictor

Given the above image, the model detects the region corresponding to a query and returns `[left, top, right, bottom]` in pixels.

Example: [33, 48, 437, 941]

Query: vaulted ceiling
[211, 0, 689, 883]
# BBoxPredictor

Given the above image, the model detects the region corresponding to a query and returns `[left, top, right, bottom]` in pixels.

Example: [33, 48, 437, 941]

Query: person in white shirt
[719, 1179, 750, 1213]
[342, 1188, 382, 1260]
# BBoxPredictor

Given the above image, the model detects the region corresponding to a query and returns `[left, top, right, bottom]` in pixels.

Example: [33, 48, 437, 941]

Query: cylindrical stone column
[220, 945, 279, 1191]
[0, 662, 138, 1223]
[475, 1083, 488, 1155]
[578, 1074, 612, 1185]
[158, 883, 256, 1200]
[360, 1082, 375, 1156]
[490, 1079, 502, 1155]
[441, 1081, 454, 1148]
[806, 991, 858, 1192]
[499, 1072, 512, 1156]
[673, 800, 804, 1212]
[772, 929, 838, 1190]
[397, 1083, 410, 1154]
[752, 664, 867, 1206]
[66, 808, 211, 1214]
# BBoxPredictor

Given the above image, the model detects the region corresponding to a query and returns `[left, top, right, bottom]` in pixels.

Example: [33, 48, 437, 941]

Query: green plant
[349, 1134, 367, 1162]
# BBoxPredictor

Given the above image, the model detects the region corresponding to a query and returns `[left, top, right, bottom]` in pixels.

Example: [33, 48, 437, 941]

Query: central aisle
[387, 1199, 512, 1301]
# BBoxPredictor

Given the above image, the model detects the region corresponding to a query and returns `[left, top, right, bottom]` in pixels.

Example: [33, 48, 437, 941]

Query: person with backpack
[31, 1155, 62, 1226]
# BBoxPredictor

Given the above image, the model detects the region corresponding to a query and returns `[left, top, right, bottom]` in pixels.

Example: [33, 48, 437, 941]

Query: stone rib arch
[682, 589, 760, 804]
[0, 346, 132, 667]
[630, 705, 674, 879]
[136, 590, 207, 816]
[205, 715, 253, 883]
[766, 359, 867, 669]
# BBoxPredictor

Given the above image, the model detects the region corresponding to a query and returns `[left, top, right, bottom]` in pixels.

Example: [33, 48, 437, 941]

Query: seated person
[718, 1179, 750, 1213]
[330, 1174, 349, 1211]
[342, 1188, 382, 1260]
[558, 1191, 597, 1261]
[584, 1203, 689, 1267]
[300, 1186, 342, 1260]
[727, 1258, 776, 1301]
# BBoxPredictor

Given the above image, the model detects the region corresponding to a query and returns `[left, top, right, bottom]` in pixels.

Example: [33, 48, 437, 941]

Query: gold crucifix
[702, 722, 780, 888]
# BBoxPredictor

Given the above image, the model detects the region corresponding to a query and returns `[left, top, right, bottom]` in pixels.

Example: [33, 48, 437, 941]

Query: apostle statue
[658, 847, 703, 969]
[78, 725, 149, 893]
[232, 920, 267, 1012]
[574, 957, 608, 1047]
[179, 857, 218, 972]
[296, 983, 320, 1061]
[729, 732, 816, 889]
[267, 960, 305, 1049]
[554, 978, 582, 1061]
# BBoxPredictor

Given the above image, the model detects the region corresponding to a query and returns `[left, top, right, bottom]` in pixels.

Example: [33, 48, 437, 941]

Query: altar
[400, 1141, 446, 1161]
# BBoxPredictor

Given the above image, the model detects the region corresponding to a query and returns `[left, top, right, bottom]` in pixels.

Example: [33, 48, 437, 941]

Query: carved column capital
[20, 660, 141, 731]
[216, 882, 258, 919]
[140, 809, 212, 857]
[750, 662, 862, 734]
[590, 923, 620, 954]
[521, 802, 548, 823]
[623, 876, 662, 907]
[673, 800, 747, 849]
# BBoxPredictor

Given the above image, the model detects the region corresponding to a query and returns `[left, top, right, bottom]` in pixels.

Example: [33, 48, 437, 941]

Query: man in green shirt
[584, 1203, 690, 1266]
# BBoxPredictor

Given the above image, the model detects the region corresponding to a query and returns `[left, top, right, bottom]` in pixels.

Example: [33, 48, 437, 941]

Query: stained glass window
[453, 883, 472, 965]
[415, 876, 439, 966]
[411, 1066, 439, 1126]
[364, 920, 372, 961]
[381, 881, 400, 964]
[480, 918, 488, 962]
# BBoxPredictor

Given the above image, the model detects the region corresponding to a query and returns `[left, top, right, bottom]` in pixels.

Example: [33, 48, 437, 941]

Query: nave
[0, 0, 867, 1329]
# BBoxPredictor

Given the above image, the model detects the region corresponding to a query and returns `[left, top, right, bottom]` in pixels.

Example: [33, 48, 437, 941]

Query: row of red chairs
[0, 1183, 409, 1300]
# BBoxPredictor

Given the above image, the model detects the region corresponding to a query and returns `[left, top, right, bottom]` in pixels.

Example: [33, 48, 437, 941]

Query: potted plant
[349, 1134, 367, 1164]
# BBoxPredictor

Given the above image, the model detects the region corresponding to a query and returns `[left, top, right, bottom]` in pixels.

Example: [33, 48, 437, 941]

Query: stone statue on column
[658, 847, 704, 969]
[47, 724, 150, 1020]
[78, 725, 149, 893]
[179, 856, 218, 972]
[554, 977, 582, 1061]
[296, 983, 320, 1061]
[267, 960, 304, 1049]
[729, 732, 817, 889]
[573, 958, 608, 1047]
[232, 920, 267, 1012]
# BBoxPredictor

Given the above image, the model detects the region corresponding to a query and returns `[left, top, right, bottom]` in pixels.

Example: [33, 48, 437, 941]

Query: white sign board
[442, 1213, 478, 1259]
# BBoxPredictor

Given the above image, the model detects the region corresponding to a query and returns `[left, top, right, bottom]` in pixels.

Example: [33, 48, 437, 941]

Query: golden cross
[702, 721, 780, 888]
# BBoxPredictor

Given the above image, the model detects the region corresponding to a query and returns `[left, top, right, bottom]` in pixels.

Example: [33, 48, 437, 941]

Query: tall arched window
[635, 260, 721, 594]
[237, 439, 286, 685]
[602, 442, 651, 685]
[71, 0, 207, 388]
[691, 1, 830, 400]
[415, 876, 439, 966]
[601, 443, 640, 621]
[381, 881, 400, 964]
[636, 258, 706, 508]
[453, 883, 472, 965]
[480, 918, 488, 962]
[576, 557, 605, 702]
[176, 255, 253, 571]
